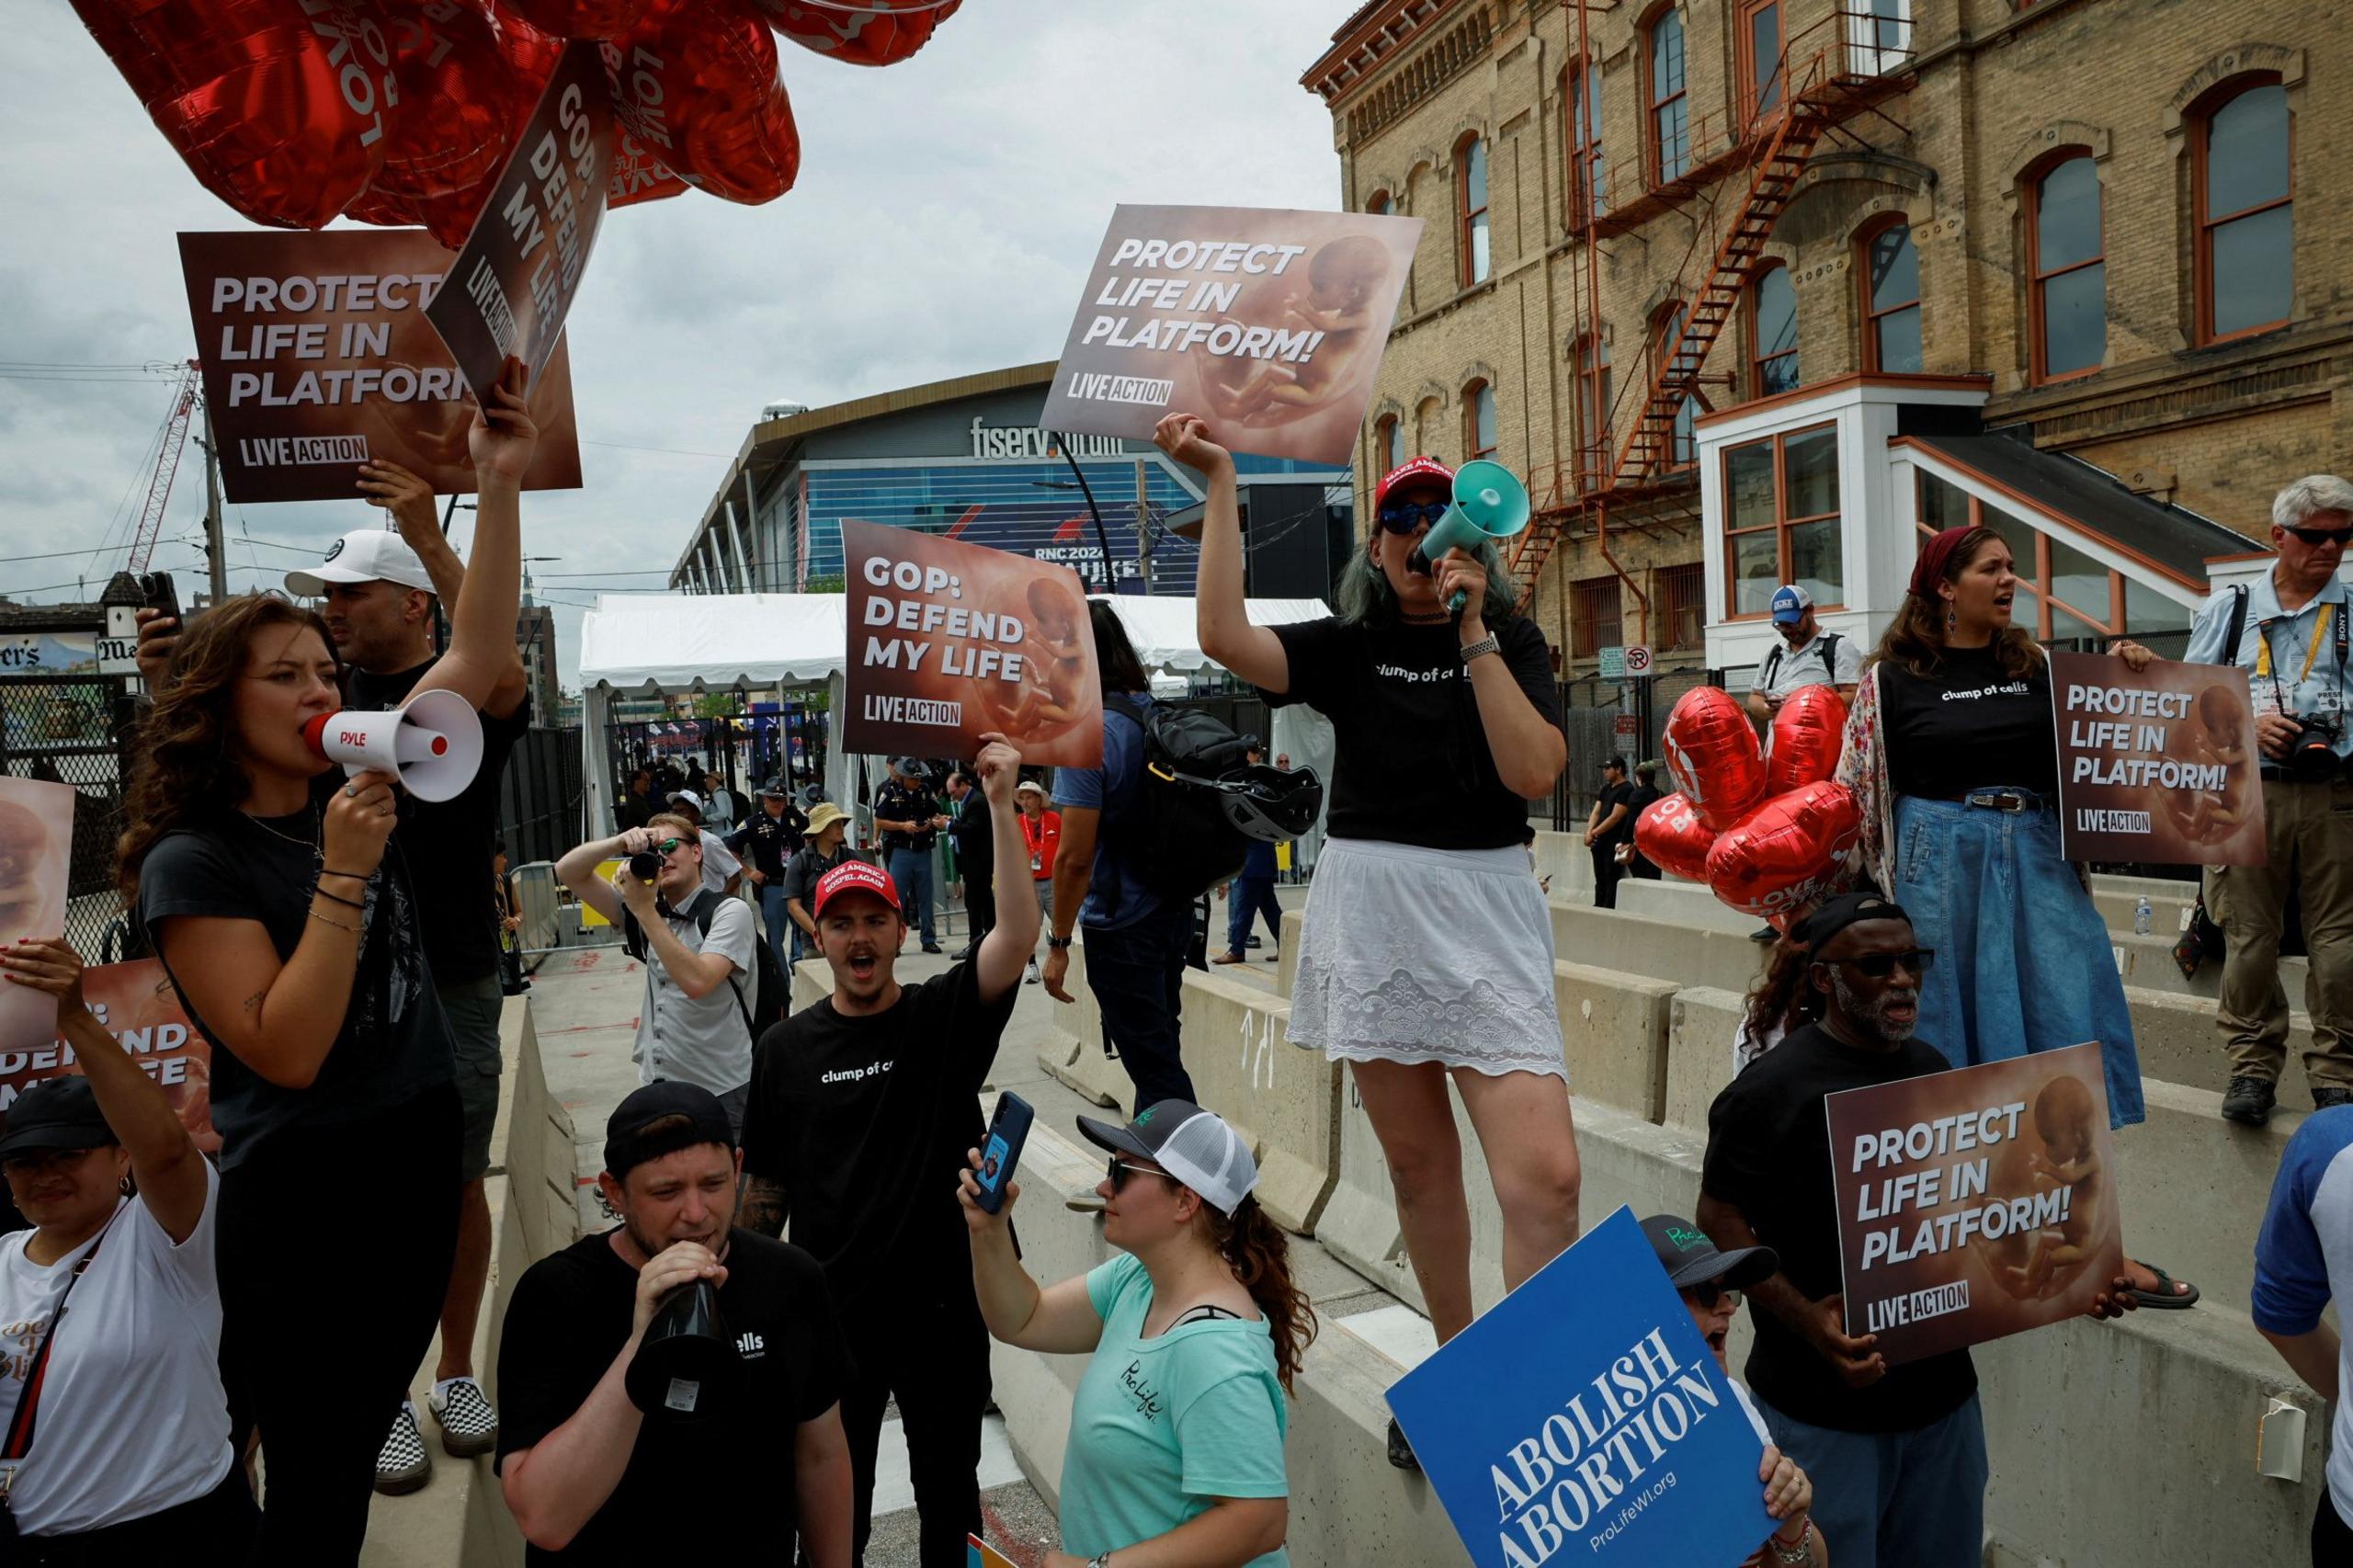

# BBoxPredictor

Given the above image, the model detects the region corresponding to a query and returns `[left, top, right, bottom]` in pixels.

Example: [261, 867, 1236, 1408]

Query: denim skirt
[1893, 790, 2146, 1128]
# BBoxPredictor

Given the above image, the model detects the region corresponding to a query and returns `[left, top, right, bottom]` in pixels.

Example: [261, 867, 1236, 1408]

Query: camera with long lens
[628, 849, 664, 881]
[2285, 714, 2345, 782]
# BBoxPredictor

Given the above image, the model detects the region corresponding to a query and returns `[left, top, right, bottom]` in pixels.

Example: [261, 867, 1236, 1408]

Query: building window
[1458, 134, 1491, 286]
[1750, 262, 1799, 396]
[2194, 77, 2292, 343]
[1368, 189, 1392, 217]
[1575, 333, 1612, 488]
[1656, 561, 1707, 650]
[1645, 6, 1688, 185]
[1572, 574, 1623, 659]
[1565, 58, 1603, 225]
[1912, 471, 2195, 640]
[1465, 381, 1498, 460]
[1376, 414, 1403, 474]
[1740, 0, 1782, 121]
[1651, 302, 1698, 470]
[1725, 423, 1841, 615]
[1859, 219, 1922, 373]
[2027, 153, 2104, 381]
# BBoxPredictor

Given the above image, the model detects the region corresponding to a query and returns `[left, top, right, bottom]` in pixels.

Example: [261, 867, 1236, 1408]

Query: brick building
[1303, 0, 2341, 745]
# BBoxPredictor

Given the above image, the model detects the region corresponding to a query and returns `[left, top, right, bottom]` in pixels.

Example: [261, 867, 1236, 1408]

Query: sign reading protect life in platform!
[424, 40, 614, 406]
[1825, 1041, 2123, 1366]
[841, 521, 1105, 767]
[1386, 1207, 1774, 1568]
[176, 230, 585, 504]
[2047, 651, 2266, 866]
[1039, 205, 1423, 466]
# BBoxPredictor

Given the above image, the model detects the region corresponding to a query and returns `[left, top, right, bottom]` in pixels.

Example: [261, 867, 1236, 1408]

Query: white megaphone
[301, 687, 483, 803]
[1405, 459, 1532, 612]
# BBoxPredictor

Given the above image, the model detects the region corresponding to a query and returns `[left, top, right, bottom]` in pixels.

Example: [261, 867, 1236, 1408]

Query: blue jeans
[759, 883, 795, 989]
[1225, 876, 1282, 956]
[1755, 1392, 1987, 1568]
[888, 846, 937, 947]
[1083, 901, 1198, 1112]
[1893, 791, 2146, 1127]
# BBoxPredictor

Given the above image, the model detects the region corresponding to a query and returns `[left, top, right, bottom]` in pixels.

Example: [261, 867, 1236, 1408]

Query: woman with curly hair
[1832, 523, 2193, 1309]
[116, 369, 536, 1562]
[961, 1100, 1313, 1568]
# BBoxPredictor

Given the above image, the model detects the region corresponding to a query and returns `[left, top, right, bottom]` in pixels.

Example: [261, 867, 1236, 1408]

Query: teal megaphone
[1404, 460, 1531, 612]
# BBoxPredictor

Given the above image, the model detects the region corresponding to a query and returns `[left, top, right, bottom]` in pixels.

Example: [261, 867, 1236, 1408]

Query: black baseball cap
[1604, 754, 1629, 772]
[604, 1083, 735, 1180]
[0, 1076, 117, 1160]
[1795, 892, 1914, 958]
[1642, 1213, 1778, 1291]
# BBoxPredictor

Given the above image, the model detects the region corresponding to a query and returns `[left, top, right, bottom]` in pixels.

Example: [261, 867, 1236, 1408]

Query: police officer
[728, 779, 810, 990]
[2185, 474, 2353, 1125]
[873, 758, 949, 954]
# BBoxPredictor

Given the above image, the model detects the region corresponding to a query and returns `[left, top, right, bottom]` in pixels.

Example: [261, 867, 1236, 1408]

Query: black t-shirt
[1594, 779, 1636, 848]
[347, 662, 531, 983]
[741, 960, 1018, 1307]
[1266, 615, 1563, 850]
[1700, 1023, 1977, 1433]
[494, 1227, 846, 1566]
[135, 788, 454, 1168]
[1878, 645, 2059, 799]
[727, 803, 808, 881]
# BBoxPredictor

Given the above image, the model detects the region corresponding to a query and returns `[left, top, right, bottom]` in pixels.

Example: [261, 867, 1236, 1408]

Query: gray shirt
[1750, 631, 1861, 700]
[635, 892, 757, 1096]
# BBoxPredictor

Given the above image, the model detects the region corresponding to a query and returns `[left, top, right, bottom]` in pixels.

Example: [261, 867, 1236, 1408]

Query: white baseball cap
[286, 529, 435, 597]
[668, 790, 705, 812]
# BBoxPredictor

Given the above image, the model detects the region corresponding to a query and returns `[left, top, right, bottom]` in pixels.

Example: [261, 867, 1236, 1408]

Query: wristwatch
[1048, 935, 1074, 950]
[1460, 632, 1500, 664]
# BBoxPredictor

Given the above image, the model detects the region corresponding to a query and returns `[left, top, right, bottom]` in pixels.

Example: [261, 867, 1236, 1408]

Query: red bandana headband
[1909, 526, 1974, 599]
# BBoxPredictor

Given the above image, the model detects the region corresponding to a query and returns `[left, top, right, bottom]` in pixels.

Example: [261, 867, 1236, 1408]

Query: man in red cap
[737, 734, 1038, 1567]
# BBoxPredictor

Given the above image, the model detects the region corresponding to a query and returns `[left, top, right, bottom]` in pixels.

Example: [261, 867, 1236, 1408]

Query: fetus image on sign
[2160, 681, 2255, 846]
[0, 779, 73, 1044]
[970, 572, 1091, 749]
[1977, 1074, 2109, 1303]
[1196, 234, 1391, 429]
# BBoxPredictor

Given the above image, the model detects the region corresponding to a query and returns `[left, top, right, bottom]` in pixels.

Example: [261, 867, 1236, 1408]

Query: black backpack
[1759, 631, 1842, 689]
[625, 890, 789, 1036]
[1102, 695, 1258, 901]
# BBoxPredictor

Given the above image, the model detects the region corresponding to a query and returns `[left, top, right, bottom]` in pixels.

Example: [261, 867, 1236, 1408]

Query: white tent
[574, 592, 1335, 846]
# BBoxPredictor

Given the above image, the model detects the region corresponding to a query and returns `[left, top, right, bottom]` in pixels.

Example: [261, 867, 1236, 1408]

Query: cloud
[0, 0, 1344, 682]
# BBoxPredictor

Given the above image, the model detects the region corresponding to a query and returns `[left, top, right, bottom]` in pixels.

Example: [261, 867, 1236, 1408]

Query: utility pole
[1132, 458, 1154, 596]
[198, 395, 227, 603]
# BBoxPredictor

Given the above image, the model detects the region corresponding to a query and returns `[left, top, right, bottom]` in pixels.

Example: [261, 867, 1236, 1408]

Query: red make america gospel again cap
[813, 859, 902, 918]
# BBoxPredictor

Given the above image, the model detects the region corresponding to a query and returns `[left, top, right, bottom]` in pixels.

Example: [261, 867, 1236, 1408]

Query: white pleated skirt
[1289, 836, 1567, 1081]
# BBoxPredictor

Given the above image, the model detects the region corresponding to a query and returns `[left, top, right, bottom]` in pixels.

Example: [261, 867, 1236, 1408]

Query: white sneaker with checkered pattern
[429, 1375, 500, 1459]
[374, 1401, 431, 1495]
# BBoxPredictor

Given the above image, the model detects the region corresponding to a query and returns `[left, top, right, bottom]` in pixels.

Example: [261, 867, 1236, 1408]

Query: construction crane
[128, 361, 201, 574]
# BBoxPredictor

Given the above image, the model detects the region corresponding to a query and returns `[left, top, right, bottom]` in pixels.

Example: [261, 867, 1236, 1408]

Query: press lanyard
[2255, 601, 2348, 711]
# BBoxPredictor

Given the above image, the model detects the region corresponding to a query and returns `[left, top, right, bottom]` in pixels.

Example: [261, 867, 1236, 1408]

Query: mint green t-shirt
[1057, 1253, 1291, 1565]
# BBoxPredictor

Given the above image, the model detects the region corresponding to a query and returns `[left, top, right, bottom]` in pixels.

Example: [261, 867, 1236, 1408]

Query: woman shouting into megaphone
[1159, 413, 1579, 1472]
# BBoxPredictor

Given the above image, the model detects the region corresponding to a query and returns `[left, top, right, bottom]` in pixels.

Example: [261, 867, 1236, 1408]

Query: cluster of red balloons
[71, 0, 958, 244]
[1635, 685, 1859, 927]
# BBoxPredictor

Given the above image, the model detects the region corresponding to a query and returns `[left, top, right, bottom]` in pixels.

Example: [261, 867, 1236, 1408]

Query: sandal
[2127, 1259, 2200, 1310]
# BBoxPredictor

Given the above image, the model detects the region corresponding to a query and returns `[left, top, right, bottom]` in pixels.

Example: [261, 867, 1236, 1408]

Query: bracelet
[308, 908, 362, 934]
[320, 868, 371, 883]
[313, 886, 364, 910]
[1768, 1517, 1813, 1564]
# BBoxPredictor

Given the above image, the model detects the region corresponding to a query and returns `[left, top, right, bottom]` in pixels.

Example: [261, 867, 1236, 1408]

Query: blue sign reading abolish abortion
[1387, 1207, 1774, 1568]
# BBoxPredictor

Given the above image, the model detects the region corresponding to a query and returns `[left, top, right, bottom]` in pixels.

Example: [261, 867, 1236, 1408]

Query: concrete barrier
[1666, 986, 1747, 1133]
[1033, 940, 1127, 1111]
[1555, 960, 1677, 1122]
[2127, 983, 2317, 1111]
[1614, 878, 1759, 935]
[1277, 907, 1304, 999]
[1553, 903, 1773, 996]
[1179, 968, 1342, 1234]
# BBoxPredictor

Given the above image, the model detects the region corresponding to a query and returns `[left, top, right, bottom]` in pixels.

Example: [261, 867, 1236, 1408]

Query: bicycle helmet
[1215, 764, 1324, 841]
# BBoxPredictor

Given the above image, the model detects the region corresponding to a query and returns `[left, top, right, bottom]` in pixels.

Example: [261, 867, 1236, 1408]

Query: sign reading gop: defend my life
[1386, 1207, 1773, 1568]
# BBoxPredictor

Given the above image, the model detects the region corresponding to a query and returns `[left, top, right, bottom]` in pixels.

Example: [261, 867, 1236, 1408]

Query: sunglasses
[1826, 947, 1936, 979]
[1683, 1282, 1742, 1310]
[1377, 500, 1449, 533]
[652, 837, 688, 856]
[1107, 1155, 1168, 1193]
[2282, 526, 2353, 548]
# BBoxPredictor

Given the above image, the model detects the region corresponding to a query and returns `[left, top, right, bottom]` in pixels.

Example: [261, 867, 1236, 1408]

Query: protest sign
[1040, 205, 1423, 467]
[177, 229, 584, 504]
[2049, 651, 2265, 865]
[0, 960, 216, 1155]
[1825, 1041, 2120, 1366]
[426, 40, 614, 406]
[842, 521, 1104, 767]
[0, 778, 72, 1049]
[1387, 1207, 1773, 1568]
[965, 1538, 1016, 1568]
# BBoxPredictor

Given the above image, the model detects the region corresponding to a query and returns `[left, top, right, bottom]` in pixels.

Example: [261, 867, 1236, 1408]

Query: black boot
[2221, 1075, 2277, 1126]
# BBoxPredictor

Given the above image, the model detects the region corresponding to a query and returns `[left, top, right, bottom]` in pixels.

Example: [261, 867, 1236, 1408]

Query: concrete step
[1613, 869, 2207, 953]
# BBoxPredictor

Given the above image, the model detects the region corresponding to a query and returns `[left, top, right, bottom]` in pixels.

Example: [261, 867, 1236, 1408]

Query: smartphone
[973, 1092, 1034, 1215]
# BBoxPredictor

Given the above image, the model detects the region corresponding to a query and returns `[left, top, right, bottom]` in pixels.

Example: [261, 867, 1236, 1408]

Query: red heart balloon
[604, 0, 799, 204]
[1765, 685, 1850, 796]
[755, 0, 960, 66]
[503, 0, 647, 38]
[1663, 686, 1768, 832]
[1632, 792, 1717, 883]
[1703, 782, 1859, 921]
[73, 0, 400, 229]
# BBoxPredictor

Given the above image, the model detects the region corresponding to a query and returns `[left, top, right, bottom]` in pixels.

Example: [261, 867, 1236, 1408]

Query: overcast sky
[0, 1, 1347, 687]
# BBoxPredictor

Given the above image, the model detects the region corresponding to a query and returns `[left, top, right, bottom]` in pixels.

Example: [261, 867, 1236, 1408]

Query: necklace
[242, 805, 323, 858]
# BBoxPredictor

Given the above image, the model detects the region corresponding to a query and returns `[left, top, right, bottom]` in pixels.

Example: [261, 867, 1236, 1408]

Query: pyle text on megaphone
[301, 687, 484, 804]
